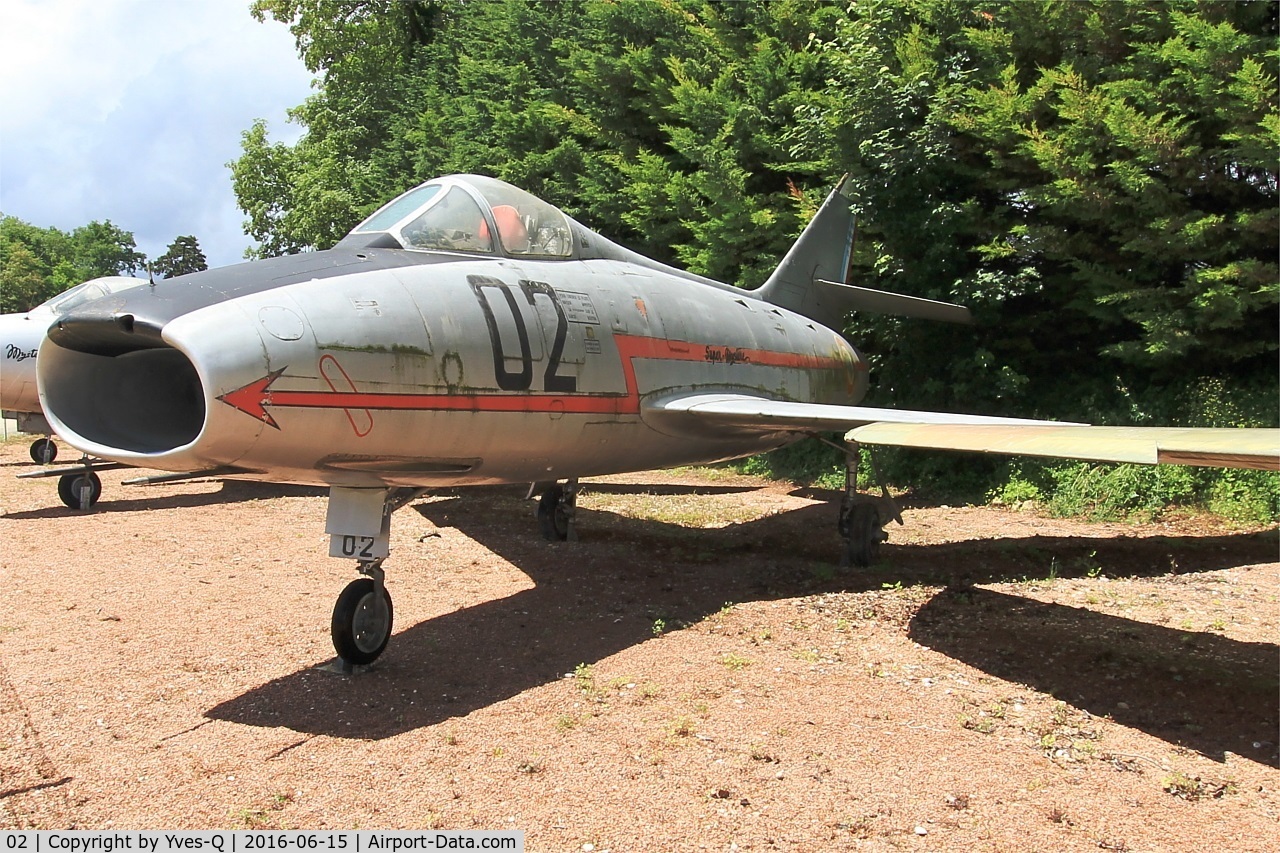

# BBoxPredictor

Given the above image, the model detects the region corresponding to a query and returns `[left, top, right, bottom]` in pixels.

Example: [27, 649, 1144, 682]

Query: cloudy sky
[1, 0, 315, 270]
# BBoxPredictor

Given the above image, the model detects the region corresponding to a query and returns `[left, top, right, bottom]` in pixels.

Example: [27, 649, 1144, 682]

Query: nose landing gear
[331, 560, 393, 666]
[19, 455, 119, 510]
[57, 468, 102, 510]
[30, 436, 58, 464]
[325, 487, 427, 670]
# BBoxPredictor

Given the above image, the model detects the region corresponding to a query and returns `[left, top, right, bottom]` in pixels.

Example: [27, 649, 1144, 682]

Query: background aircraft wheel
[537, 485, 570, 541]
[30, 438, 58, 464]
[57, 471, 101, 510]
[845, 503, 886, 568]
[331, 577, 393, 665]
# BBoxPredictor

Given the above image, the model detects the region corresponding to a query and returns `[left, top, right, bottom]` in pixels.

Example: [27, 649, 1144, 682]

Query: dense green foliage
[152, 235, 209, 279]
[233, 0, 1278, 519]
[0, 216, 146, 313]
[800, 0, 1278, 420]
[1, 219, 212, 309]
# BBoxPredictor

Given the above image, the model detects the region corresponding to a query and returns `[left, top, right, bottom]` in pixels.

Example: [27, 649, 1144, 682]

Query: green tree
[152, 235, 209, 279]
[234, 0, 443, 255]
[232, 0, 843, 280]
[0, 240, 49, 314]
[70, 220, 146, 279]
[0, 215, 146, 312]
[797, 0, 1277, 422]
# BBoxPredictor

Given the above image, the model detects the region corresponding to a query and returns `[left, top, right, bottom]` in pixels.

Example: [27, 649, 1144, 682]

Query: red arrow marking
[218, 366, 630, 428]
[218, 368, 286, 429]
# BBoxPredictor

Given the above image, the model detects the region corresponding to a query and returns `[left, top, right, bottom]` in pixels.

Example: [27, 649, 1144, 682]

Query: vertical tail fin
[755, 176, 857, 329]
[756, 176, 971, 329]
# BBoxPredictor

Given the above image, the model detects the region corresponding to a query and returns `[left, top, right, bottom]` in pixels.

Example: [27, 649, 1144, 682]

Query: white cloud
[0, 0, 314, 269]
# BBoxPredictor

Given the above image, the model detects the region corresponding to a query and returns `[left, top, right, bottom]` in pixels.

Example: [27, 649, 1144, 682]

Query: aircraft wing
[648, 393, 1082, 432]
[846, 423, 1280, 471]
[647, 394, 1280, 471]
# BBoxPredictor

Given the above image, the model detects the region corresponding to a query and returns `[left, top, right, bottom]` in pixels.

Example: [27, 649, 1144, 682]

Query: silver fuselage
[38, 252, 866, 487]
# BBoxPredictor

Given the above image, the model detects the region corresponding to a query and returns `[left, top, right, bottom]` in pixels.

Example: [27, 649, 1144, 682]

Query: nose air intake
[39, 327, 206, 454]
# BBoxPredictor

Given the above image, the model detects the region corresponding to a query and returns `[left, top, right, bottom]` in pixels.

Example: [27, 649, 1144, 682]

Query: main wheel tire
[537, 485, 570, 541]
[845, 503, 885, 568]
[30, 438, 58, 464]
[837, 495, 853, 539]
[331, 578, 393, 665]
[57, 471, 102, 510]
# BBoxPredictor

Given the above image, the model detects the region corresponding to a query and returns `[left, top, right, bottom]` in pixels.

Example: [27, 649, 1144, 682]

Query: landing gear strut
[537, 478, 579, 542]
[838, 440, 900, 568]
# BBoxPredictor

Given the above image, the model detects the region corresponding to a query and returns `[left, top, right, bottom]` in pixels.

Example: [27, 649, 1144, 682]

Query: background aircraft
[31, 174, 1278, 667]
[2, 275, 147, 506]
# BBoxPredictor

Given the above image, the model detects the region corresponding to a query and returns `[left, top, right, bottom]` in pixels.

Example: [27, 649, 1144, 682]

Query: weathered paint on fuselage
[39, 250, 867, 487]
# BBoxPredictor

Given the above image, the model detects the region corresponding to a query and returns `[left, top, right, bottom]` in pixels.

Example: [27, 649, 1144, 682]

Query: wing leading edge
[647, 394, 1280, 471]
[649, 393, 1075, 432]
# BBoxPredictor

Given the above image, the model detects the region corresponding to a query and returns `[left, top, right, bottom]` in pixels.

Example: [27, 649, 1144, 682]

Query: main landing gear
[536, 478, 579, 542]
[838, 440, 901, 568]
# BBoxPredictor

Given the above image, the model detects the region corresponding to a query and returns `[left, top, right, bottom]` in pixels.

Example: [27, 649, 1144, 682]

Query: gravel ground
[1, 438, 1276, 851]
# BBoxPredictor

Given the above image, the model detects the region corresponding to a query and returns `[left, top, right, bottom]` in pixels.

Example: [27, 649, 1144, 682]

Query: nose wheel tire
[331, 578, 393, 665]
[57, 471, 102, 510]
[30, 438, 58, 464]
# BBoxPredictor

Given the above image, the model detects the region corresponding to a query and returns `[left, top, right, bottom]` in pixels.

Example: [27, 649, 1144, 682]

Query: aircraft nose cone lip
[47, 311, 167, 355]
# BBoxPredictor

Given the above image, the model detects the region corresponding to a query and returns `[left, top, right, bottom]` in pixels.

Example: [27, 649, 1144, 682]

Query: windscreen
[352, 184, 443, 234]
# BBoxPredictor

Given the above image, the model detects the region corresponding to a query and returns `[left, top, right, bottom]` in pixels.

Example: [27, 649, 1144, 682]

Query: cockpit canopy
[349, 174, 575, 258]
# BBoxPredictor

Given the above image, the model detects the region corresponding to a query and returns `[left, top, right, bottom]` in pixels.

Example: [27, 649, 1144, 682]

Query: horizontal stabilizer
[846, 424, 1280, 471]
[815, 280, 972, 325]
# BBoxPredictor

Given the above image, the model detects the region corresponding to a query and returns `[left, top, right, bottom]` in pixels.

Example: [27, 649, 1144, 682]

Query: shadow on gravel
[910, 588, 1280, 768]
[582, 482, 761, 496]
[207, 487, 1276, 751]
[3, 480, 325, 519]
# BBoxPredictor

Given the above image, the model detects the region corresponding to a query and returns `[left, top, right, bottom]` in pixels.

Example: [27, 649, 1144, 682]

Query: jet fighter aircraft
[32, 174, 1279, 666]
[2, 275, 147, 505]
